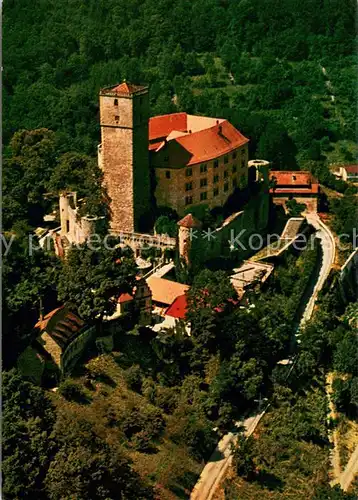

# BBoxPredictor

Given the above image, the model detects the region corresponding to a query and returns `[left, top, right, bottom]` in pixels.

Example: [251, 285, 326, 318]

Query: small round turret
[177, 213, 202, 265]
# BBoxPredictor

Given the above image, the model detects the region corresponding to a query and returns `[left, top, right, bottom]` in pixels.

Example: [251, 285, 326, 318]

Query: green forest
[4, 0, 357, 159]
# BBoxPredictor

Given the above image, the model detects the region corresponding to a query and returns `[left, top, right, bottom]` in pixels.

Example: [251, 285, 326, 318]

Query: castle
[98, 81, 250, 234]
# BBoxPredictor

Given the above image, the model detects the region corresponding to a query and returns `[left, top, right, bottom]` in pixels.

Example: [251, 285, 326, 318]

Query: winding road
[340, 445, 358, 492]
[190, 213, 336, 500]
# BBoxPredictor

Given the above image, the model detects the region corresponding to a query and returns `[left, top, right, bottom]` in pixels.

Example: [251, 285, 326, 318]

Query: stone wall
[188, 187, 270, 267]
[272, 195, 318, 213]
[153, 145, 249, 215]
[59, 193, 99, 244]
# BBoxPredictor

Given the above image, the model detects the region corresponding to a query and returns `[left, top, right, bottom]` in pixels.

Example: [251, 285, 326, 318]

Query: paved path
[151, 261, 175, 278]
[299, 213, 336, 326]
[340, 445, 358, 492]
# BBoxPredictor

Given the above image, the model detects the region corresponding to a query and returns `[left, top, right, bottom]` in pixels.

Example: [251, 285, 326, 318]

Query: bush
[122, 404, 165, 442]
[169, 408, 217, 461]
[232, 435, 256, 480]
[124, 365, 143, 392]
[332, 378, 351, 413]
[154, 386, 179, 414]
[58, 379, 89, 402]
[131, 430, 154, 452]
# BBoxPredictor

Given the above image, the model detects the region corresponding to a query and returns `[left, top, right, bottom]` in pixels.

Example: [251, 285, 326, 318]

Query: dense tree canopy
[57, 239, 137, 331]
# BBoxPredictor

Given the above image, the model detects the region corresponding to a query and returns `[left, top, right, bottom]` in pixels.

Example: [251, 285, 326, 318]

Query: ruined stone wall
[189, 188, 270, 266]
[272, 195, 318, 213]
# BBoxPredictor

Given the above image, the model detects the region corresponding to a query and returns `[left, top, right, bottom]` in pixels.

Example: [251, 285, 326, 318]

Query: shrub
[58, 379, 88, 402]
[154, 386, 179, 414]
[169, 408, 217, 461]
[124, 365, 143, 392]
[122, 405, 165, 443]
[131, 430, 154, 452]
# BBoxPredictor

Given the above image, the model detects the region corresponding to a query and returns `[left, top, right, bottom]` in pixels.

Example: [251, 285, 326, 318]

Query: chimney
[218, 125, 222, 134]
[216, 120, 219, 125]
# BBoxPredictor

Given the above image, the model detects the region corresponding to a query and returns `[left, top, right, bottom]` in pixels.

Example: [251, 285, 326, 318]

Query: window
[185, 195, 193, 205]
[214, 159, 219, 168]
[224, 183, 229, 192]
[232, 164, 237, 173]
[241, 149, 246, 156]
[164, 155, 169, 162]
[186, 167, 192, 177]
[213, 187, 219, 197]
[233, 177, 238, 188]
[232, 151, 237, 159]
[166, 170, 171, 179]
[200, 192, 207, 201]
[114, 99, 118, 106]
[115, 115, 119, 122]
[213, 174, 219, 184]
[200, 163, 207, 173]
[224, 155, 229, 164]
[200, 178, 208, 188]
[224, 170, 229, 179]
[185, 182, 193, 191]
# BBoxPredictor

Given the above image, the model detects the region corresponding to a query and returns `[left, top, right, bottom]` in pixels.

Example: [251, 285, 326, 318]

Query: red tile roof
[149, 113, 187, 141]
[165, 294, 188, 319]
[118, 292, 134, 304]
[110, 82, 147, 95]
[149, 113, 248, 166]
[270, 171, 319, 194]
[165, 120, 248, 166]
[177, 213, 202, 229]
[343, 165, 358, 174]
[35, 306, 85, 351]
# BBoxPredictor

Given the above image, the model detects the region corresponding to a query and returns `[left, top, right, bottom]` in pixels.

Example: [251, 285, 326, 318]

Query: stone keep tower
[98, 82, 151, 233]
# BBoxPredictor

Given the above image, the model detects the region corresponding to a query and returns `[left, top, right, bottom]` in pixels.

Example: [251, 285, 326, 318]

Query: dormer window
[114, 99, 118, 106]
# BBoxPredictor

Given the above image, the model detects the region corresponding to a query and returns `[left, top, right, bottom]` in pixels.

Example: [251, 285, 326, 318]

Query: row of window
[184, 178, 239, 205]
[185, 161, 245, 177]
[165, 162, 245, 180]
[164, 151, 247, 178]
[184, 171, 244, 190]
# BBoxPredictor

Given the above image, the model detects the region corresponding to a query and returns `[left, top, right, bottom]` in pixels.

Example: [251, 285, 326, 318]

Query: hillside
[4, 0, 357, 163]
